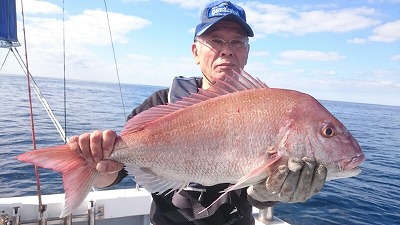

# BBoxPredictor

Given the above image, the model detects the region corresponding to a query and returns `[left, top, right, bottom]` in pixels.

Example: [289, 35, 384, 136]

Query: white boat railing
[0, 188, 288, 225]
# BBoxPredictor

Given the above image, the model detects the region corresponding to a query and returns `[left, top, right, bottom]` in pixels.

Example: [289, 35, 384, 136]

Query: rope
[0, 48, 11, 70]
[11, 1, 126, 217]
[62, 0, 67, 141]
[19, 0, 45, 217]
[12, 48, 67, 143]
[103, 0, 126, 118]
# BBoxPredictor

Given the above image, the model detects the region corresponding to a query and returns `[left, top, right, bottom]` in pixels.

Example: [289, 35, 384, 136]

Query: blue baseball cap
[194, 0, 254, 37]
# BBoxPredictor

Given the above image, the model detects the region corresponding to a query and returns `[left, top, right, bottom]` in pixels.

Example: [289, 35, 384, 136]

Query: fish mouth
[337, 153, 366, 171]
[325, 154, 365, 181]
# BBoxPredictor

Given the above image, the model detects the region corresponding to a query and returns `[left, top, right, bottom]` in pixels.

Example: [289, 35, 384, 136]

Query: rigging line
[62, 0, 67, 142]
[19, 0, 44, 216]
[0, 48, 11, 71]
[103, 0, 127, 118]
[12, 47, 67, 143]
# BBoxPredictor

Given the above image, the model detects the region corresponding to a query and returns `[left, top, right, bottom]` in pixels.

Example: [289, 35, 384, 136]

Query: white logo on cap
[209, 3, 240, 18]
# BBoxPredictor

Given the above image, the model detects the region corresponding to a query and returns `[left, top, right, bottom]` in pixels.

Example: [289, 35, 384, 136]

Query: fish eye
[321, 124, 335, 138]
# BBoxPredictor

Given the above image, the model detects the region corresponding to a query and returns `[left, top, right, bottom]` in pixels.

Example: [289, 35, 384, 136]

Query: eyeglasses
[195, 38, 249, 51]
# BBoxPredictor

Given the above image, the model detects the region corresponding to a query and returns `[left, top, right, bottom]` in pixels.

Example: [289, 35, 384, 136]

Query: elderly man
[68, 1, 327, 224]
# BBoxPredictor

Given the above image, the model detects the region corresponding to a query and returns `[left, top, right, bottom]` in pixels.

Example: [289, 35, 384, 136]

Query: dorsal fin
[120, 69, 268, 136]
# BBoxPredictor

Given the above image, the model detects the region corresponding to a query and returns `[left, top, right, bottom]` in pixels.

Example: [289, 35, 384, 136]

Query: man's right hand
[67, 129, 124, 188]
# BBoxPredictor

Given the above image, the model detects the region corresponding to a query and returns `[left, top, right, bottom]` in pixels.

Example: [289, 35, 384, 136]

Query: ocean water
[0, 74, 399, 225]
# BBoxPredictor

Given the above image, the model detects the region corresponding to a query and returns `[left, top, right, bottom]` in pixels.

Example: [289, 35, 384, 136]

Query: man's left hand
[247, 157, 327, 208]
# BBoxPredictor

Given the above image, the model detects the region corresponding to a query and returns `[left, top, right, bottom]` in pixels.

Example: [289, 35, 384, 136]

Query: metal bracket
[96, 205, 104, 220]
[0, 203, 106, 225]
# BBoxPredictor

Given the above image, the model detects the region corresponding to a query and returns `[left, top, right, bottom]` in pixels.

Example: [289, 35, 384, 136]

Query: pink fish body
[17, 70, 365, 217]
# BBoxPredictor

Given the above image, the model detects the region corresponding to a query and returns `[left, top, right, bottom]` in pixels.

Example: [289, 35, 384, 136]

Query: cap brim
[195, 14, 254, 37]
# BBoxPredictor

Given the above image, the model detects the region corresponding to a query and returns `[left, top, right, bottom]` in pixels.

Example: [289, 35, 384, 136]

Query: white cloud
[280, 50, 345, 61]
[5, 1, 399, 107]
[251, 51, 270, 57]
[16, 0, 62, 15]
[292, 68, 306, 74]
[11, 4, 151, 80]
[20, 9, 150, 49]
[127, 53, 152, 61]
[161, 0, 209, 9]
[300, 3, 339, 11]
[240, 3, 380, 36]
[312, 70, 338, 76]
[67, 9, 151, 46]
[121, 0, 149, 3]
[118, 56, 198, 86]
[391, 55, 400, 61]
[369, 19, 400, 43]
[272, 60, 293, 65]
[368, 0, 400, 3]
[348, 38, 368, 44]
[371, 69, 399, 78]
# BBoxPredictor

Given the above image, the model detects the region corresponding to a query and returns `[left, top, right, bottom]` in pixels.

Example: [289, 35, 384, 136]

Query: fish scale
[112, 91, 273, 178]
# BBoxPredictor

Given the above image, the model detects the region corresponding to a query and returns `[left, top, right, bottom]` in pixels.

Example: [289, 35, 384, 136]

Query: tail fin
[17, 145, 100, 218]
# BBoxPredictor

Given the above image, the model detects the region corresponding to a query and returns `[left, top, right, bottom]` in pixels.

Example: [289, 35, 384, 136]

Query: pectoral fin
[199, 153, 281, 214]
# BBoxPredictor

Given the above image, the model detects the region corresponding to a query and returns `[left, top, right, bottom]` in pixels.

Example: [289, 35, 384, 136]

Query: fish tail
[17, 145, 100, 218]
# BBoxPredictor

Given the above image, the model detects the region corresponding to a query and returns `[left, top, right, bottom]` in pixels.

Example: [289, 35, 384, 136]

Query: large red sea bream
[17, 70, 365, 217]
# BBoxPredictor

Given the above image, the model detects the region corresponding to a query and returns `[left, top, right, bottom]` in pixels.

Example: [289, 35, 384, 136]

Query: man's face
[192, 20, 250, 89]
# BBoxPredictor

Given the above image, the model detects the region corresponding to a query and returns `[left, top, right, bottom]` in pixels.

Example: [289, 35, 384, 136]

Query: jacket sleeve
[109, 88, 170, 186]
[126, 88, 170, 121]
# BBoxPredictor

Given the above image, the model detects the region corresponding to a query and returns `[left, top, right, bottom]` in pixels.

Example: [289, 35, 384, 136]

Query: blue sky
[1, 0, 399, 106]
